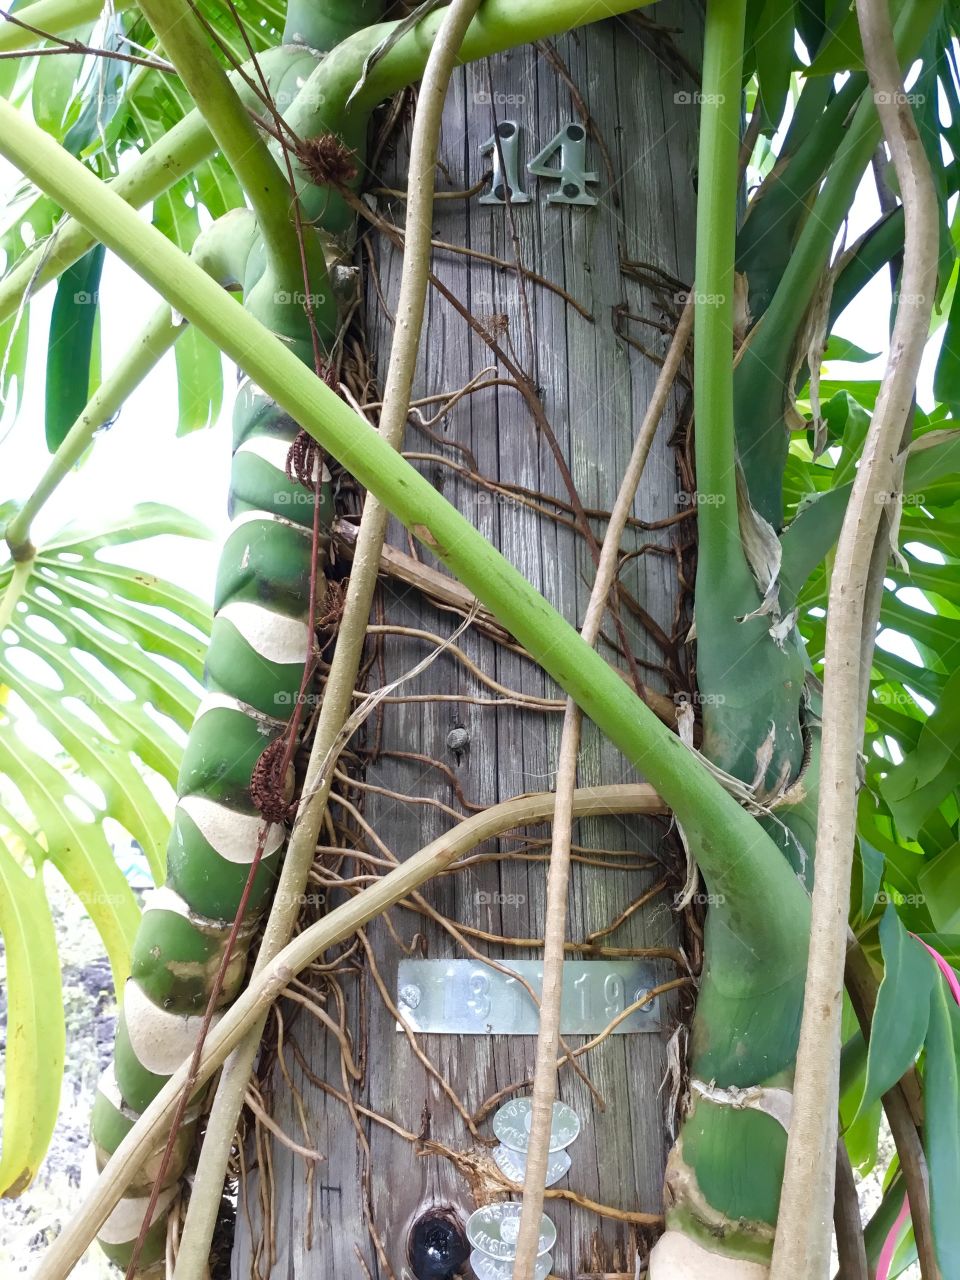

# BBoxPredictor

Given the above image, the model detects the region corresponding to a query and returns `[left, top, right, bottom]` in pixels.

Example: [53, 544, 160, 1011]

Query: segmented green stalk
[89, 364, 332, 1273]
[83, 9, 394, 1270]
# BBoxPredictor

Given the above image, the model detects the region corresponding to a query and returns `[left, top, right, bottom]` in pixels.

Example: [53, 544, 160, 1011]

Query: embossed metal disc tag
[396, 959, 659, 1035]
[466, 1204, 556, 1260]
[493, 1098, 580, 1154]
[493, 1142, 572, 1187]
[470, 1249, 553, 1279]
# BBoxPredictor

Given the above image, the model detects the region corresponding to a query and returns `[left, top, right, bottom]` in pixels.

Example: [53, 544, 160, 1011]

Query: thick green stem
[693, 0, 748, 572]
[0, 94, 809, 949]
[692, 0, 808, 792]
[136, 0, 323, 309]
[283, 0, 385, 49]
[4, 306, 182, 559]
[0, 0, 134, 52]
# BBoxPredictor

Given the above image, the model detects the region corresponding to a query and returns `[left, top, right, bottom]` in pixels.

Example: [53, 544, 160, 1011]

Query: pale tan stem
[171, 3, 484, 1275]
[769, 0, 938, 1272]
[33, 783, 664, 1280]
[514, 296, 693, 1278]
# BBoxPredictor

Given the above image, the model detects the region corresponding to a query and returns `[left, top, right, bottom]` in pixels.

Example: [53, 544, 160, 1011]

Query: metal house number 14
[479, 120, 598, 207]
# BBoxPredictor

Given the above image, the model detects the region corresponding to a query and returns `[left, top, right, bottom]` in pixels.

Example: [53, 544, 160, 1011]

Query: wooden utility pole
[233, 10, 700, 1276]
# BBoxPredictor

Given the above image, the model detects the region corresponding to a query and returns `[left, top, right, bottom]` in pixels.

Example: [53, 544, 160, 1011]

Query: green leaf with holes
[0, 505, 211, 1189]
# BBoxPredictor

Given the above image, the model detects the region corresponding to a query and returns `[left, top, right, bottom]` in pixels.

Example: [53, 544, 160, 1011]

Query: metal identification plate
[396, 959, 660, 1035]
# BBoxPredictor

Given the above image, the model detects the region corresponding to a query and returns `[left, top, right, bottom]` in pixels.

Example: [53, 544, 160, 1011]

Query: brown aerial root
[297, 133, 359, 188]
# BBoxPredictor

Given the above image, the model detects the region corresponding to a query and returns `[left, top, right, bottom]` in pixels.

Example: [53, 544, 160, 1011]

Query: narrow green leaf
[44, 244, 105, 451]
[858, 905, 937, 1118]
[754, 0, 796, 133]
[924, 977, 960, 1278]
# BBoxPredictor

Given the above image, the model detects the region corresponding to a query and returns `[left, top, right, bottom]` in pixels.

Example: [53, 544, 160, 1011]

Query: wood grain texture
[233, 9, 701, 1277]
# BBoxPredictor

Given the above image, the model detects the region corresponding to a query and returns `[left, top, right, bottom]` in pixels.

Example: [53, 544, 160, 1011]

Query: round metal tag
[470, 1249, 553, 1279]
[465, 1203, 556, 1260]
[492, 1142, 572, 1188]
[493, 1098, 581, 1154]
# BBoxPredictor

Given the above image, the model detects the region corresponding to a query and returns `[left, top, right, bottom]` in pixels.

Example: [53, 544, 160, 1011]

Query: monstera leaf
[0, 503, 211, 1194]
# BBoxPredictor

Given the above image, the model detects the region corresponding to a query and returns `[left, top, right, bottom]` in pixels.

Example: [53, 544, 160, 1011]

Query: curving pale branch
[514, 295, 694, 1278]
[33, 783, 666, 1280]
[769, 0, 939, 1273]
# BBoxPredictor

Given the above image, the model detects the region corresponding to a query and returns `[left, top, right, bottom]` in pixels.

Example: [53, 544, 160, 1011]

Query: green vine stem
[0, 88, 810, 965]
[689, 0, 808, 794]
[0, 0, 134, 51]
[691, 0, 746, 563]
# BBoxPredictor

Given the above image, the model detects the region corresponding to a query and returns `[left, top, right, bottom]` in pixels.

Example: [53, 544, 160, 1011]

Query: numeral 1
[479, 121, 531, 205]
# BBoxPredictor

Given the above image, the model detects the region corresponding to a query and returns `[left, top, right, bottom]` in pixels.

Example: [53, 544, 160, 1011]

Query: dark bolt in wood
[408, 1207, 470, 1280]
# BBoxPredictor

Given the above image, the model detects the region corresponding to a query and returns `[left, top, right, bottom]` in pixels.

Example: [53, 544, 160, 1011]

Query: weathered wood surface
[233, 9, 700, 1277]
